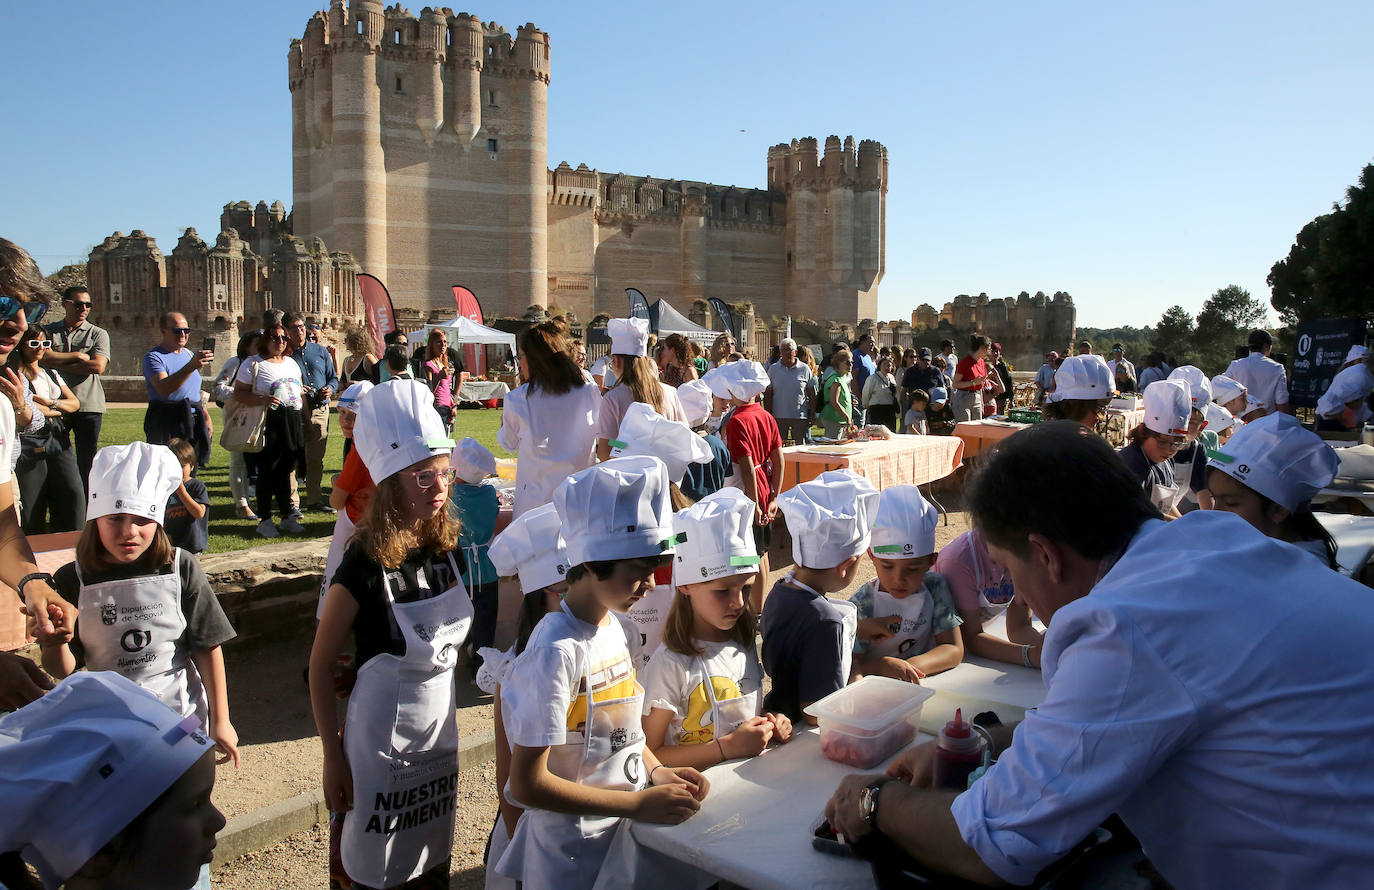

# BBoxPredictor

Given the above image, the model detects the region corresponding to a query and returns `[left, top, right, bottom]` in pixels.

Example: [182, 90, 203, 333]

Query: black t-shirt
[164, 478, 210, 553]
[1116, 442, 1175, 491]
[332, 541, 468, 667]
[54, 554, 236, 667]
[901, 365, 944, 395]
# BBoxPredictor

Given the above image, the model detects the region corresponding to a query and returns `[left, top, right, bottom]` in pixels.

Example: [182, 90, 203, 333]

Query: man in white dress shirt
[825, 421, 1374, 889]
[1225, 329, 1291, 419]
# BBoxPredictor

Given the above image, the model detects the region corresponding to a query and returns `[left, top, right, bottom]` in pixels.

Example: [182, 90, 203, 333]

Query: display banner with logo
[1290, 317, 1366, 408]
[451, 284, 486, 376]
[358, 273, 397, 357]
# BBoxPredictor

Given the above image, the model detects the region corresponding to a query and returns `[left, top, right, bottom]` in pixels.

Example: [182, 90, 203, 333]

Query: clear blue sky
[4, 1, 1372, 328]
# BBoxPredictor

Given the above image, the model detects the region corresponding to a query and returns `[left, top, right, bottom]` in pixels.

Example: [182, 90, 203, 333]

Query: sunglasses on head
[0, 295, 48, 326]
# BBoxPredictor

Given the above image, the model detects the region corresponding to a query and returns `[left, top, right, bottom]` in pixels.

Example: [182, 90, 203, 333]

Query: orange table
[954, 419, 1030, 458]
[780, 435, 964, 492]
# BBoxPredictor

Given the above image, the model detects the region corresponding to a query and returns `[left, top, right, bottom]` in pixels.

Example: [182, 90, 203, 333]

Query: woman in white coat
[498, 321, 602, 517]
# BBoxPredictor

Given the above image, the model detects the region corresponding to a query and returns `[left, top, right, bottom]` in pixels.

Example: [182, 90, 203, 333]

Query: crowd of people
[2, 231, 1374, 890]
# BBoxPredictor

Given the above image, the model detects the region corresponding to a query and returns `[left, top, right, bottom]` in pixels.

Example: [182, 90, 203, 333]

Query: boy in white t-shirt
[496, 456, 710, 889]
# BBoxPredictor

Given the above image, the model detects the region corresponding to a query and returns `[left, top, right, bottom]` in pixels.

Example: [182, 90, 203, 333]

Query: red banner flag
[451, 284, 485, 376]
[358, 273, 396, 356]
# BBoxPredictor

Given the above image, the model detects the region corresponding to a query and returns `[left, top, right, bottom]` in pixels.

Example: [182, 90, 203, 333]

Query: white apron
[625, 583, 674, 671]
[696, 655, 761, 740]
[76, 549, 208, 724]
[318, 509, 357, 618]
[497, 624, 647, 889]
[865, 585, 937, 661]
[340, 554, 473, 889]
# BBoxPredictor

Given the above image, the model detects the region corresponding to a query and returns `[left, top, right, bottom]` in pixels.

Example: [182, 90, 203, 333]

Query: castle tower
[289, 4, 550, 317]
[771, 136, 887, 321]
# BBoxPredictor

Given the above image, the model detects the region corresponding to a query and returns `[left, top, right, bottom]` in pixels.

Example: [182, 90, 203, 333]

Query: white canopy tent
[417, 315, 518, 351]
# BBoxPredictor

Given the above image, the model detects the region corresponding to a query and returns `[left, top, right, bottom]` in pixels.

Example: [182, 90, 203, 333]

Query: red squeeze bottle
[932, 708, 987, 791]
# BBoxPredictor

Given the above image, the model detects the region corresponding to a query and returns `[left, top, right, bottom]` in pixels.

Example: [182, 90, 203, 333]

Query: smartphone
[811, 818, 858, 858]
[203, 337, 217, 354]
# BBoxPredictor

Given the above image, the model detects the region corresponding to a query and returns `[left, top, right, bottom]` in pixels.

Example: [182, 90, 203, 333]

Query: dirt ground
[209, 507, 972, 888]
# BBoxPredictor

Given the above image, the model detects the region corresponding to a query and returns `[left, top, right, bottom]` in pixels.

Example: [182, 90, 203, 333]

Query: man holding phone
[42, 286, 110, 494]
[142, 311, 214, 453]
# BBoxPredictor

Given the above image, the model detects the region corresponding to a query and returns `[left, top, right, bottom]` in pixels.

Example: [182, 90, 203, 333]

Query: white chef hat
[87, 442, 183, 524]
[452, 437, 496, 484]
[670, 488, 759, 585]
[1207, 412, 1338, 512]
[353, 379, 455, 483]
[1210, 374, 1247, 405]
[701, 365, 734, 401]
[1346, 344, 1369, 364]
[778, 469, 881, 569]
[608, 317, 650, 357]
[554, 455, 674, 566]
[1316, 366, 1373, 418]
[488, 502, 569, 593]
[1142, 379, 1191, 436]
[869, 485, 938, 559]
[610, 402, 712, 484]
[1051, 354, 1114, 401]
[677, 379, 713, 428]
[717, 360, 770, 401]
[0, 672, 213, 889]
[1167, 365, 1212, 411]
[1204, 402, 1235, 437]
[337, 380, 373, 412]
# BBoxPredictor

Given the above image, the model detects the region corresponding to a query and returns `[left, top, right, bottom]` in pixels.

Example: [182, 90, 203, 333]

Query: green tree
[1193, 285, 1268, 373]
[1268, 163, 1374, 327]
[1153, 305, 1195, 365]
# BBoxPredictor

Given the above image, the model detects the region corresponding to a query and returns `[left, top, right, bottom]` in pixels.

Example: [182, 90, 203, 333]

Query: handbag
[220, 360, 267, 453]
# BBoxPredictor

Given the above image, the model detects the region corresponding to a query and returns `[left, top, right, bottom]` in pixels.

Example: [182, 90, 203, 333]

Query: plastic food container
[495, 458, 518, 481]
[804, 677, 934, 769]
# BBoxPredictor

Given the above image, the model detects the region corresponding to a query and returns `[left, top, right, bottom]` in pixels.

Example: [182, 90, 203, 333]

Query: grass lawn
[98, 405, 512, 554]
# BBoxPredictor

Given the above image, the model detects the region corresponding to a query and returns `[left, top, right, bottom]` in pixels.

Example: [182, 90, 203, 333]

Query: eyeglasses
[1157, 435, 1187, 450]
[265, 333, 288, 342]
[25, 339, 51, 349]
[68, 301, 92, 310]
[406, 466, 457, 490]
[0, 295, 47, 326]
[170, 327, 191, 335]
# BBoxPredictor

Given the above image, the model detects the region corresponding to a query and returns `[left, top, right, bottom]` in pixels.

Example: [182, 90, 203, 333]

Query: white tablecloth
[598, 657, 1045, 890]
[455, 379, 510, 403]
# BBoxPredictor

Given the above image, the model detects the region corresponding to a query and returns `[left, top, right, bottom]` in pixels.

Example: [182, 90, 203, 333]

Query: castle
[910, 291, 1077, 362]
[288, 1, 887, 322]
[84, 202, 361, 374]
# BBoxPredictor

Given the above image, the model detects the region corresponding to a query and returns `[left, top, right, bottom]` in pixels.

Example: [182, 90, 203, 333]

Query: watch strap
[17, 571, 54, 598]
[861, 778, 889, 827]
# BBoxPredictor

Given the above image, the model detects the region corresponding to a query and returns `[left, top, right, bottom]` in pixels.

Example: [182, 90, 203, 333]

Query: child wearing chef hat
[1210, 373, 1249, 419]
[1043, 354, 1115, 427]
[1205, 413, 1341, 570]
[451, 437, 502, 677]
[319, 380, 375, 616]
[477, 501, 573, 890]
[495, 456, 709, 889]
[676, 377, 734, 502]
[309, 378, 473, 890]
[762, 469, 881, 724]
[594, 317, 690, 461]
[640, 487, 793, 775]
[849, 485, 964, 685]
[30, 442, 238, 769]
[0, 673, 225, 890]
[1165, 366, 1214, 513]
[1315, 359, 1374, 432]
[710, 360, 784, 614]
[1117, 379, 1193, 518]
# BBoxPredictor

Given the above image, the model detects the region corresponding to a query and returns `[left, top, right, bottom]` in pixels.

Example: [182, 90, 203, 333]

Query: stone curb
[216, 727, 498, 864]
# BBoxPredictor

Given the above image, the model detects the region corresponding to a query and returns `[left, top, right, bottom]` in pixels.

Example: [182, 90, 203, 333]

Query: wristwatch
[859, 779, 889, 828]
[17, 572, 54, 599]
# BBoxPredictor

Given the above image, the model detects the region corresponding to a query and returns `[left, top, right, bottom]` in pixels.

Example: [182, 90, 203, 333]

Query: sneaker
[280, 516, 308, 535]
[287, 508, 305, 522]
[236, 503, 261, 521]
[308, 502, 337, 515]
[256, 520, 279, 539]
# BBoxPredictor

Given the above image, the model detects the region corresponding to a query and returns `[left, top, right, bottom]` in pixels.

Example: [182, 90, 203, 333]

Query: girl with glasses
[233, 310, 307, 538]
[311, 379, 472, 890]
[7, 333, 84, 533]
